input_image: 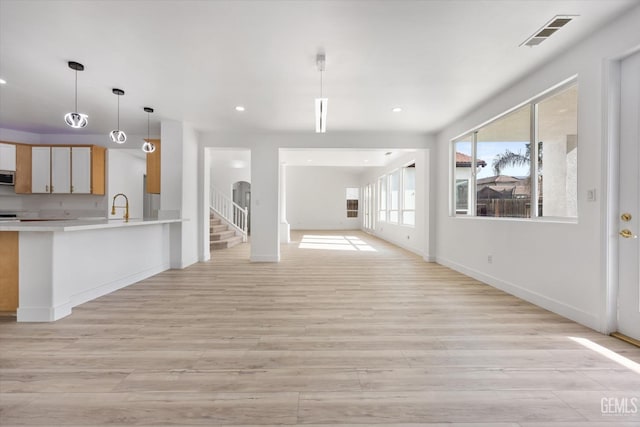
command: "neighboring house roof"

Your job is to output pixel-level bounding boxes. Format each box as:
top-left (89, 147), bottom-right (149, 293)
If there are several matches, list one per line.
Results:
top-left (477, 175), bottom-right (525, 185)
top-left (455, 152), bottom-right (487, 167)
top-left (476, 175), bottom-right (532, 199)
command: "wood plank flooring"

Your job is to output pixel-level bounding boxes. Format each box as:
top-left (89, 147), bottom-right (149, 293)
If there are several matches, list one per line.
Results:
top-left (1, 230), bottom-right (639, 426)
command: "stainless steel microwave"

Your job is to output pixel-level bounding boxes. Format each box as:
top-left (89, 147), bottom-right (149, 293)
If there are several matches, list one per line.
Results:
top-left (0, 171), bottom-right (15, 185)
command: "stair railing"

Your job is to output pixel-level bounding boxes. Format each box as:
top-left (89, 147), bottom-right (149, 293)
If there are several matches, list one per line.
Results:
top-left (210, 186), bottom-right (248, 242)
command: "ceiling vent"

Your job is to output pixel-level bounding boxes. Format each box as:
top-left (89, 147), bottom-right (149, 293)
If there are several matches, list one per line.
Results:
top-left (520, 15), bottom-right (577, 47)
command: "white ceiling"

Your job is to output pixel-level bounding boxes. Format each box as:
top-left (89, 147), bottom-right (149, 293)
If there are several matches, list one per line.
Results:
top-left (0, 0), bottom-right (637, 139)
top-left (281, 148), bottom-right (417, 167)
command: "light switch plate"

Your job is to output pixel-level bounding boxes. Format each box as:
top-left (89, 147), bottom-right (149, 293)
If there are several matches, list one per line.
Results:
top-left (587, 189), bottom-right (596, 202)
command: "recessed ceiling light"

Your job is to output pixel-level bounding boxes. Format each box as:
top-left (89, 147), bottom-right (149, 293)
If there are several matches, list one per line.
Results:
top-left (235, 106), bottom-right (245, 112)
top-left (0, 78), bottom-right (6, 85)
top-left (307, 159), bottom-right (313, 162)
top-left (392, 107), bottom-right (402, 113)
top-left (363, 159), bottom-right (369, 163)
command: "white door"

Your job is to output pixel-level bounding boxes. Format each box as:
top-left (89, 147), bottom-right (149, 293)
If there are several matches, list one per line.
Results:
top-left (617, 50), bottom-right (640, 341)
top-left (51, 147), bottom-right (71, 194)
top-left (71, 147), bottom-right (91, 194)
top-left (31, 147), bottom-right (51, 193)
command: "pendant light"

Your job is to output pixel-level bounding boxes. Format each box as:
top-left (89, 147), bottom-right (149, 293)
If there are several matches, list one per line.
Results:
top-left (315, 53), bottom-right (328, 133)
top-left (109, 88), bottom-right (127, 144)
top-left (141, 107), bottom-right (156, 153)
top-left (64, 61), bottom-right (88, 128)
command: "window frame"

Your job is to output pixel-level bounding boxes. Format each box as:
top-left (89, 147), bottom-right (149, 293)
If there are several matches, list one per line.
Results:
top-left (388, 168), bottom-right (400, 224)
top-left (401, 162), bottom-right (416, 227)
top-left (378, 175), bottom-right (387, 222)
top-left (450, 78), bottom-right (578, 221)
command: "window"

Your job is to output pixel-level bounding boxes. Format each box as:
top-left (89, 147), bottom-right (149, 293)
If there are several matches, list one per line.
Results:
top-left (537, 85), bottom-right (578, 217)
top-left (388, 169), bottom-right (400, 223)
top-left (451, 80), bottom-right (578, 220)
top-left (378, 176), bottom-right (387, 221)
top-left (476, 104), bottom-right (531, 218)
top-left (402, 163), bottom-right (416, 225)
top-left (346, 188), bottom-right (359, 218)
top-left (453, 134), bottom-right (476, 215)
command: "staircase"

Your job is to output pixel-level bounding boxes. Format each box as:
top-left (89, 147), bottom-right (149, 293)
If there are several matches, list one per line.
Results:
top-left (210, 214), bottom-right (243, 250)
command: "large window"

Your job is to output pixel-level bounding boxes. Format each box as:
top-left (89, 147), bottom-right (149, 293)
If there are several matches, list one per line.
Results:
top-left (388, 169), bottom-right (400, 223)
top-left (402, 164), bottom-right (416, 225)
top-left (346, 188), bottom-right (359, 218)
top-left (451, 81), bottom-right (578, 219)
top-left (537, 85), bottom-right (578, 217)
top-left (378, 176), bottom-right (387, 221)
top-left (453, 135), bottom-right (476, 214)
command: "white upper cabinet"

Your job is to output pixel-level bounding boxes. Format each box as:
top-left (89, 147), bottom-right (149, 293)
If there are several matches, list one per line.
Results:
top-left (71, 147), bottom-right (91, 194)
top-left (31, 147), bottom-right (51, 193)
top-left (0, 143), bottom-right (16, 171)
top-left (51, 147), bottom-right (71, 194)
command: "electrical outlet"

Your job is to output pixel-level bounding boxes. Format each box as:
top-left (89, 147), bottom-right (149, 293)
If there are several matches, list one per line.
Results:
top-left (487, 255), bottom-right (493, 264)
top-left (407, 235), bottom-right (410, 240)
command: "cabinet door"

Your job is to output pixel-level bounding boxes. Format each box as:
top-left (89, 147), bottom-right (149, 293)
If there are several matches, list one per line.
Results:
top-left (31, 147), bottom-right (51, 193)
top-left (0, 143), bottom-right (16, 171)
top-left (51, 147), bottom-right (71, 194)
top-left (71, 147), bottom-right (91, 194)
top-left (146, 139), bottom-right (161, 194)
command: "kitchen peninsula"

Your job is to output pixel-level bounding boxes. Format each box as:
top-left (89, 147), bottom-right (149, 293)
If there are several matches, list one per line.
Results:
top-left (0, 218), bottom-right (183, 322)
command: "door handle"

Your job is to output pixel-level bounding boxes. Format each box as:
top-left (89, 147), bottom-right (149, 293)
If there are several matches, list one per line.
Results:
top-left (619, 229), bottom-right (637, 239)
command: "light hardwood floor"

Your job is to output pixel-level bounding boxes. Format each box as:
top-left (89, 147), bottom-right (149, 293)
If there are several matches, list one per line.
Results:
top-left (1, 230), bottom-right (639, 426)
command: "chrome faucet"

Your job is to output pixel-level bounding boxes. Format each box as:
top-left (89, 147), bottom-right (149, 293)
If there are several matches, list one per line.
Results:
top-left (111, 193), bottom-right (129, 222)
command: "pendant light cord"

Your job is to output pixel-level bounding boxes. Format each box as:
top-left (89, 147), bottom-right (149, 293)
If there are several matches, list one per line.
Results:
top-left (74, 69), bottom-right (78, 112)
top-left (117, 95), bottom-right (120, 130)
top-left (320, 69), bottom-right (323, 98)
top-left (147, 111), bottom-right (150, 140)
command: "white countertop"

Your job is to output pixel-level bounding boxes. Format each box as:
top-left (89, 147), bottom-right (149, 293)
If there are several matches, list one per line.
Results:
top-left (0, 218), bottom-right (184, 232)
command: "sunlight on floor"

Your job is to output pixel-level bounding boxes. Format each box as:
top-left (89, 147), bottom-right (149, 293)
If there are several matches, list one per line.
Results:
top-left (298, 234), bottom-right (377, 252)
top-left (569, 336), bottom-right (640, 375)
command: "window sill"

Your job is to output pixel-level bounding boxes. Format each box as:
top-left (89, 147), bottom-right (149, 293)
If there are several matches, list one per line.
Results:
top-left (451, 215), bottom-right (578, 225)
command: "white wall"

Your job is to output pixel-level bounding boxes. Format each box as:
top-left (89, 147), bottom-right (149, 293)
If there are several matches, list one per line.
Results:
top-left (199, 131), bottom-right (435, 262)
top-left (434, 5), bottom-right (640, 332)
top-left (360, 150), bottom-right (430, 258)
top-left (209, 149), bottom-right (251, 199)
top-left (287, 166), bottom-right (361, 230)
top-left (160, 120), bottom-right (199, 269)
top-left (107, 149), bottom-right (145, 220)
top-left (181, 123), bottom-right (199, 267)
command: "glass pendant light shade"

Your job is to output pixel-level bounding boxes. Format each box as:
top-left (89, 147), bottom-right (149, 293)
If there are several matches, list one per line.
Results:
top-left (109, 130), bottom-right (127, 144)
top-left (141, 107), bottom-right (155, 153)
top-left (64, 112), bottom-right (88, 128)
top-left (141, 140), bottom-right (156, 153)
top-left (109, 88), bottom-right (127, 143)
top-left (65, 61), bottom-right (88, 129)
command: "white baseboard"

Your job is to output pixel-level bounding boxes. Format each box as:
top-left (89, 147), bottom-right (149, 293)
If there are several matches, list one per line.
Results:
top-left (364, 229), bottom-right (425, 258)
top-left (17, 263), bottom-right (170, 322)
top-left (436, 256), bottom-right (601, 331)
top-left (17, 305), bottom-right (71, 322)
top-left (251, 254), bottom-right (280, 262)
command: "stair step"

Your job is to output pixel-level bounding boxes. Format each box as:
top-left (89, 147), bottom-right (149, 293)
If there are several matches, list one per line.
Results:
top-left (211, 224), bottom-right (228, 232)
top-left (210, 218), bottom-right (222, 226)
top-left (210, 230), bottom-right (235, 241)
top-left (210, 235), bottom-right (243, 250)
